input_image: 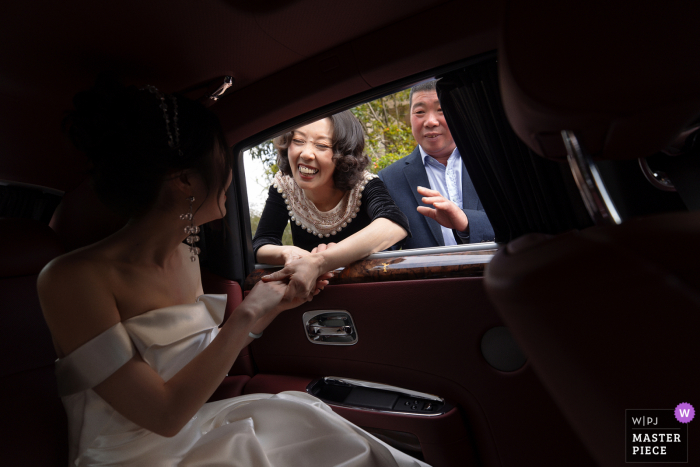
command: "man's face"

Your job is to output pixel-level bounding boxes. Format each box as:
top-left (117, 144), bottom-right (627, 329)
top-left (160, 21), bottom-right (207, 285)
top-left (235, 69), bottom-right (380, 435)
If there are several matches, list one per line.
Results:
top-left (410, 90), bottom-right (456, 159)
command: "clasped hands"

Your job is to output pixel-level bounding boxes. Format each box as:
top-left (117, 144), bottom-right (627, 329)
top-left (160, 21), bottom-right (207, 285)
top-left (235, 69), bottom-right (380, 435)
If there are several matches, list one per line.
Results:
top-left (258, 186), bottom-right (466, 304)
top-left (416, 186), bottom-right (468, 232)
top-left (260, 243), bottom-right (337, 302)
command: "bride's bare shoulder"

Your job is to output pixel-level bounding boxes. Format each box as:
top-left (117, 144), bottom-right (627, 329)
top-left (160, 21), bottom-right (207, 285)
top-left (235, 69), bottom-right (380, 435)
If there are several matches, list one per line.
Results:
top-left (38, 245), bottom-right (121, 356)
top-left (39, 243), bottom-right (114, 291)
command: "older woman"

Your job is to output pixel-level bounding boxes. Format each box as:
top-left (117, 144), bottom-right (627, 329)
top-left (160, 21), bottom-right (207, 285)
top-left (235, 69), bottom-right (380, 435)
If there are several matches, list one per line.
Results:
top-left (253, 111), bottom-right (410, 299)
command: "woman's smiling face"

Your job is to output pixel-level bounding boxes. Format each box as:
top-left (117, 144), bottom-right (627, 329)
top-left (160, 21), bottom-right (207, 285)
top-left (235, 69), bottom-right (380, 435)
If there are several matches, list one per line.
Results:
top-left (288, 118), bottom-right (336, 193)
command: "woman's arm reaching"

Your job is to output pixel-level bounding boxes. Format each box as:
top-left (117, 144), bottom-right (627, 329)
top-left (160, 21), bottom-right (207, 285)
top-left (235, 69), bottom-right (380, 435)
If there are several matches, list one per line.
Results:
top-left (256, 244), bottom-right (310, 266)
top-left (253, 185), bottom-right (312, 265)
top-left (262, 217), bottom-right (406, 300)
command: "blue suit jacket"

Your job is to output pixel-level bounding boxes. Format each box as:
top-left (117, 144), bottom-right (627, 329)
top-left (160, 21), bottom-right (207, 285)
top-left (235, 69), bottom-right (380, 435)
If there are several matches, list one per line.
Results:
top-left (378, 147), bottom-right (494, 249)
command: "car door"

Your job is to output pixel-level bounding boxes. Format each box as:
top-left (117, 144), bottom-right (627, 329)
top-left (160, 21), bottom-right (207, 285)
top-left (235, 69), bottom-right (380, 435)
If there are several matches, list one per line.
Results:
top-left (233, 246), bottom-right (595, 467)
top-left (202, 57), bottom-right (597, 467)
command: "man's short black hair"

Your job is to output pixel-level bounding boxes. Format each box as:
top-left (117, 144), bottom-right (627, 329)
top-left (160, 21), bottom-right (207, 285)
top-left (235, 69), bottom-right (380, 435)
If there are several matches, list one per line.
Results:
top-left (409, 79), bottom-right (438, 110)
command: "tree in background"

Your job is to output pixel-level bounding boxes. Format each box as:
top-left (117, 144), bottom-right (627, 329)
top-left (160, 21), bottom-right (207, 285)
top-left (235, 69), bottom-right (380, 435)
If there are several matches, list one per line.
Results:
top-left (247, 89), bottom-right (414, 245)
top-left (351, 89), bottom-right (413, 173)
top-left (248, 140), bottom-right (277, 183)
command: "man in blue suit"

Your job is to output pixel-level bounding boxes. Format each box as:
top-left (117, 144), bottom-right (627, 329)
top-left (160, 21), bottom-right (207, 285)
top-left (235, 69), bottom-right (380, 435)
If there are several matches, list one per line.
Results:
top-left (379, 80), bottom-right (494, 249)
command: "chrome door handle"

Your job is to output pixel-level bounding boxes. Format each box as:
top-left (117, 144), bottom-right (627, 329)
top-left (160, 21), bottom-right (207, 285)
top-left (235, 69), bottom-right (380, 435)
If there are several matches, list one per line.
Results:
top-left (308, 325), bottom-right (353, 336)
top-left (302, 310), bottom-right (358, 345)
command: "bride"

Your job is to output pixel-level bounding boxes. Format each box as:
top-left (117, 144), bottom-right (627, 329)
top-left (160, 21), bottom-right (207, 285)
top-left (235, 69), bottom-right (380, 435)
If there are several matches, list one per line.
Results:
top-left (38, 77), bottom-right (428, 466)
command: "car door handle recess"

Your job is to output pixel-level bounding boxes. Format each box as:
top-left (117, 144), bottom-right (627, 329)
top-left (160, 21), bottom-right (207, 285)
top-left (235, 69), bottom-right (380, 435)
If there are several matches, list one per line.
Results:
top-left (309, 325), bottom-right (353, 336)
top-left (303, 310), bottom-right (358, 345)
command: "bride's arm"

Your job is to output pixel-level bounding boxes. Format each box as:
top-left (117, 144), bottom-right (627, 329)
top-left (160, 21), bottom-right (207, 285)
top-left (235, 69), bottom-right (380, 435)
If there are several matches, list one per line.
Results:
top-left (39, 256), bottom-right (298, 437)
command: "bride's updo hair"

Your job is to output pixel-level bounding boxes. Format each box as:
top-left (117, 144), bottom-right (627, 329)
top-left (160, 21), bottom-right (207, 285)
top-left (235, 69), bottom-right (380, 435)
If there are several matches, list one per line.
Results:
top-left (64, 75), bottom-right (232, 217)
top-left (275, 111), bottom-right (370, 191)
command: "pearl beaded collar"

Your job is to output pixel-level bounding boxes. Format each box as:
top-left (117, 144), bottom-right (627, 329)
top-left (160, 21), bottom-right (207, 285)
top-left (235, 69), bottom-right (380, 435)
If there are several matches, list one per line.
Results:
top-left (272, 171), bottom-right (377, 238)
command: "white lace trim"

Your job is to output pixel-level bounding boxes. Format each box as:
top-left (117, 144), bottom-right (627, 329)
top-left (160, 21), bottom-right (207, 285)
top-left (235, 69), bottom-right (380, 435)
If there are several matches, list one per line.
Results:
top-left (272, 171), bottom-right (378, 238)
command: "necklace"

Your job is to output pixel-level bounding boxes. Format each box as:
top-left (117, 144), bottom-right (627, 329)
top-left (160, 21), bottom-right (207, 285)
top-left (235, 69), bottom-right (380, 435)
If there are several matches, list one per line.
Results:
top-left (272, 171), bottom-right (377, 238)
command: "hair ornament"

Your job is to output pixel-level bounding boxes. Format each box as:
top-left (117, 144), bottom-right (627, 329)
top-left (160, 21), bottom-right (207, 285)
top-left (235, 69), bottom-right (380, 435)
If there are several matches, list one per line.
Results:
top-left (141, 85), bottom-right (184, 157)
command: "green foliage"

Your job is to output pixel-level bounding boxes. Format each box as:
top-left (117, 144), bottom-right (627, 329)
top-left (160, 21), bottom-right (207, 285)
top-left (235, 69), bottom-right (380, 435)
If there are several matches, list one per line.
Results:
top-left (248, 140), bottom-right (279, 186)
top-left (351, 89), bottom-right (414, 173)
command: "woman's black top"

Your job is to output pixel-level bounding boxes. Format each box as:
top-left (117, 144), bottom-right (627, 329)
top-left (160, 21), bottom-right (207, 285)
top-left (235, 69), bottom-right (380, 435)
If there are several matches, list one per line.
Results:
top-left (252, 178), bottom-right (411, 259)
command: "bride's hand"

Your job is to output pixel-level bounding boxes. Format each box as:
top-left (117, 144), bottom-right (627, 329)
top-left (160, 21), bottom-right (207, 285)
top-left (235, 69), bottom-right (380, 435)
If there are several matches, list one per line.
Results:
top-left (244, 279), bottom-right (294, 320)
top-left (246, 277), bottom-right (321, 315)
top-left (234, 279), bottom-right (309, 341)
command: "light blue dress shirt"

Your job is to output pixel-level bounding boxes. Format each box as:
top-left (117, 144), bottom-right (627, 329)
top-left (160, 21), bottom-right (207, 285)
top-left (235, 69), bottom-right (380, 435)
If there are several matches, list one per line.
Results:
top-left (419, 145), bottom-right (464, 246)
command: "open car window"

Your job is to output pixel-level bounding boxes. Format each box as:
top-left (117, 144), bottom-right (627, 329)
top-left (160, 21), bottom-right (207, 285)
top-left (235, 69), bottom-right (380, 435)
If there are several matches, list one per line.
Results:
top-left (243, 86), bottom-right (499, 259)
top-left (244, 89), bottom-right (415, 247)
top-left (239, 56), bottom-right (596, 274)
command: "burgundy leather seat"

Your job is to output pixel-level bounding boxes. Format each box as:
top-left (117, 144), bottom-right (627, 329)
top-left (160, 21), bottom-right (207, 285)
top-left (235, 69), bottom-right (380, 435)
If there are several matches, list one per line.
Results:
top-left (0, 218), bottom-right (67, 466)
top-left (201, 267), bottom-right (253, 402)
top-left (486, 2), bottom-right (700, 465)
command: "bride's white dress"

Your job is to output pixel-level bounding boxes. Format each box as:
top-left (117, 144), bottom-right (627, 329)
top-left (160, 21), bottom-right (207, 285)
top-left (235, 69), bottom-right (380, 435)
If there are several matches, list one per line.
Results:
top-left (55, 294), bottom-right (429, 466)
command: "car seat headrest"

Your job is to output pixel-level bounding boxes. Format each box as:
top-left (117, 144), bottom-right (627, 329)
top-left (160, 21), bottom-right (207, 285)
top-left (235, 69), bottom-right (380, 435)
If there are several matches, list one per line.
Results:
top-left (499, 0), bottom-right (700, 161)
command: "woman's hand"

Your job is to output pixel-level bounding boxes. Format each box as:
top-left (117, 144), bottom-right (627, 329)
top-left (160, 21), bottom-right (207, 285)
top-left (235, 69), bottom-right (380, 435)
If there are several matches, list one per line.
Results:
top-left (261, 254), bottom-right (330, 301)
top-left (281, 245), bottom-right (311, 265)
top-left (254, 244), bottom-right (312, 267)
top-left (311, 242), bottom-right (337, 254)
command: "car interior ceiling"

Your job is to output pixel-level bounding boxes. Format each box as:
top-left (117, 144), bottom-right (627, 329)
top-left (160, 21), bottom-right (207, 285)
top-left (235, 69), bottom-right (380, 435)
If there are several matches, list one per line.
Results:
top-left (2, 1), bottom-right (699, 466)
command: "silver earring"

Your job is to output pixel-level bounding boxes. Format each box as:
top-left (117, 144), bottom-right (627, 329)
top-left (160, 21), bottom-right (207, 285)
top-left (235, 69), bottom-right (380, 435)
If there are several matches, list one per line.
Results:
top-left (180, 196), bottom-right (200, 262)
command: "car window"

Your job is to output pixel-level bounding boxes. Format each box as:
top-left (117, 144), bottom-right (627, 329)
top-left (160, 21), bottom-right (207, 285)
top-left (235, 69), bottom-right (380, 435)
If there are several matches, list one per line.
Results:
top-left (244, 88), bottom-right (474, 252)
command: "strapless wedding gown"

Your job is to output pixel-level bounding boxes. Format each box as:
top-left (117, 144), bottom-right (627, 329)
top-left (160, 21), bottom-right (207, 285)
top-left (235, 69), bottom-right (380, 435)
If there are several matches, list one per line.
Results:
top-left (55, 294), bottom-right (429, 466)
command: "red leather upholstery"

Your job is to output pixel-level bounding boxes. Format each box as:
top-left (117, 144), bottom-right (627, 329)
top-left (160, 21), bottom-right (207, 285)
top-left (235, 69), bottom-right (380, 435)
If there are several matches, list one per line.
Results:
top-left (207, 375), bottom-right (251, 403)
top-left (0, 218), bottom-right (67, 466)
top-left (200, 268), bottom-right (254, 378)
top-left (485, 212), bottom-right (700, 466)
top-left (200, 267), bottom-right (244, 325)
top-left (247, 277), bottom-right (595, 467)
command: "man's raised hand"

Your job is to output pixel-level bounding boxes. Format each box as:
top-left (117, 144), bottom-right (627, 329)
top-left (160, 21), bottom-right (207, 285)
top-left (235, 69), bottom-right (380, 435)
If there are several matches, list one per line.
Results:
top-left (415, 186), bottom-right (468, 232)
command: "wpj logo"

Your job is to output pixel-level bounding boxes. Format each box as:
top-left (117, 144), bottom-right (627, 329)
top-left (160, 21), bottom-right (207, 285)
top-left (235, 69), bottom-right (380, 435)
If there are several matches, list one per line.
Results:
top-left (626, 404), bottom-right (693, 463)
top-left (678, 406), bottom-right (693, 421)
